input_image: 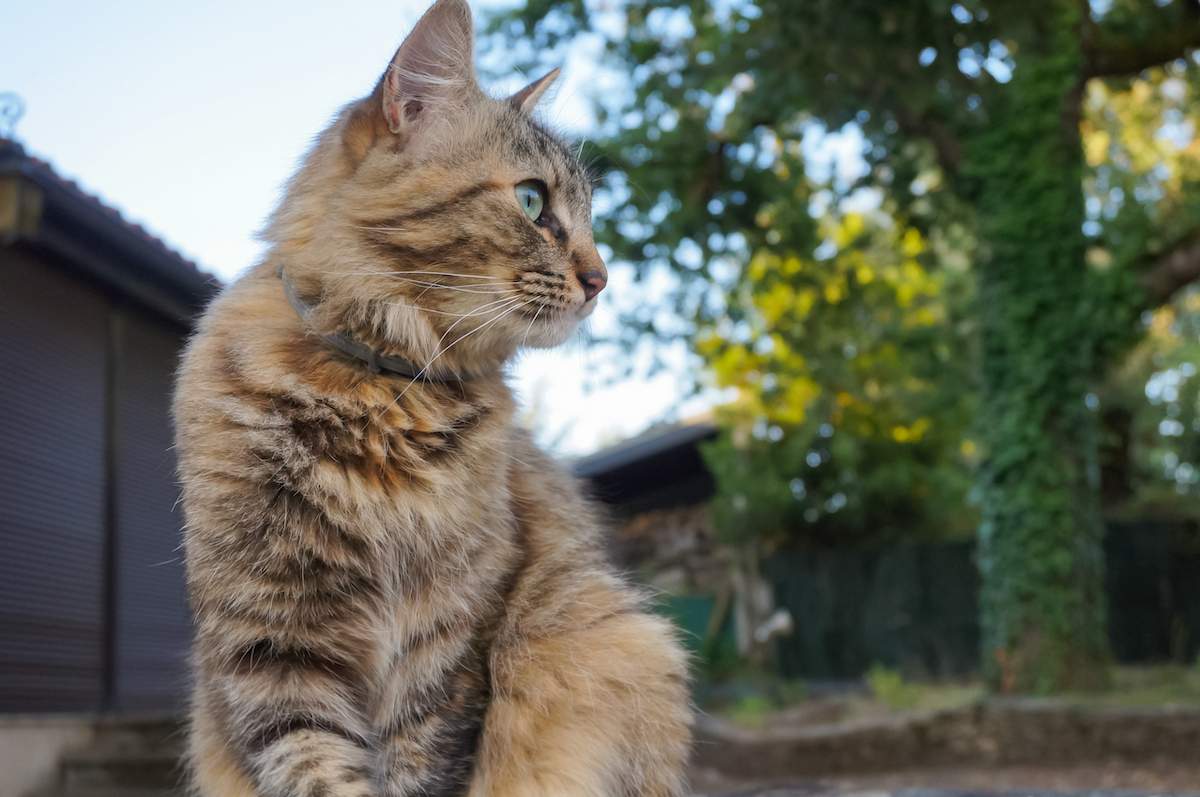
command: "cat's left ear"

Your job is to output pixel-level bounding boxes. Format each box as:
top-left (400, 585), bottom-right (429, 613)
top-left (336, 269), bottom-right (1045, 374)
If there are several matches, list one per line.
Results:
top-left (507, 68), bottom-right (561, 113)
top-left (382, 0), bottom-right (479, 137)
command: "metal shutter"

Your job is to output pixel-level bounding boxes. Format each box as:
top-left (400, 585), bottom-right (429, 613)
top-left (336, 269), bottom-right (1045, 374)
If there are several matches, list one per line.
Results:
top-left (0, 248), bottom-right (108, 712)
top-left (111, 311), bottom-right (192, 711)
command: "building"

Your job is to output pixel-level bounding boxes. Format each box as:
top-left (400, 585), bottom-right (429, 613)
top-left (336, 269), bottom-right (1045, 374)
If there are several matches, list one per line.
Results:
top-left (0, 138), bottom-right (219, 794)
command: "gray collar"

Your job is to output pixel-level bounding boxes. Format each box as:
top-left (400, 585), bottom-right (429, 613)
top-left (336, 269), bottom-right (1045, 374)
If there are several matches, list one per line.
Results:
top-left (277, 265), bottom-right (479, 383)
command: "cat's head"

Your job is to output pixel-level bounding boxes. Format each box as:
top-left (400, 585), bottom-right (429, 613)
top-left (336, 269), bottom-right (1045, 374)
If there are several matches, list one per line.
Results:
top-left (264, 0), bottom-right (605, 376)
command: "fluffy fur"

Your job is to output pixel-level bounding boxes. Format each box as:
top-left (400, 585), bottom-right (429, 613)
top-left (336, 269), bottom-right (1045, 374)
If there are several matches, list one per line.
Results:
top-left (172, 1), bottom-right (692, 796)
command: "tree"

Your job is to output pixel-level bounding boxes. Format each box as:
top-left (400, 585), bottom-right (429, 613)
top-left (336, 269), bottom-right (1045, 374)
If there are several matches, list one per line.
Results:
top-left (491, 0), bottom-right (1200, 690)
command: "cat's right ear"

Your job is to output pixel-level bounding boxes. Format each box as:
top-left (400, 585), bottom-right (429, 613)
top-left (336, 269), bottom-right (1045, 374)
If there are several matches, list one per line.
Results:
top-left (507, 68), bottom-right (561, 113)
top-left (382, 0), bottom-right (478, 139)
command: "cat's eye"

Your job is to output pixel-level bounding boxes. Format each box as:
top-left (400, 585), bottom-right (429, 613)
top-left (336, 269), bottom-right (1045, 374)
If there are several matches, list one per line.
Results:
top-left (515, 181), bottom-right (546, 222)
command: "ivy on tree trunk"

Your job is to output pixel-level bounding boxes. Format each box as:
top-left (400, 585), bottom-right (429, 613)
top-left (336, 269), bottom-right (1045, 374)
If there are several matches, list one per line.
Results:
top-left (967, 0), bottom-right (1110, 692)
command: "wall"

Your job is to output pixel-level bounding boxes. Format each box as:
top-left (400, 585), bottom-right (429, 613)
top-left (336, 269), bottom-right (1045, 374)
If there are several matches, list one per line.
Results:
top-left (0, 714), bottom-right (96, 797)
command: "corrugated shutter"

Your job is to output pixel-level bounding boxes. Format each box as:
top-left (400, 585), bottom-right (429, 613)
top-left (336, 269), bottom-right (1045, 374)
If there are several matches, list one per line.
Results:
top-left (0, 249), bottom-right (108, 712)
top-left (111, 312), bottom-right (192, 711)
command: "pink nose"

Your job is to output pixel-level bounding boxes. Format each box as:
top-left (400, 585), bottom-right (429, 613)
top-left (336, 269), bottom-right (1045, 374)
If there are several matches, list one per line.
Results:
top-left (577, 269), bottom-right (606, 301)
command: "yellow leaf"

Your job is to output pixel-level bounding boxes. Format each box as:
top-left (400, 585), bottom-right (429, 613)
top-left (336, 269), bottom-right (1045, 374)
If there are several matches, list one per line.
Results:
top-left (748, 251), bottom-right (778, 281)
top-left (901, 228), bottom-right (924, 257)
top-left (1149, 307), bottom-right (1176, 339)
top-left (1084, 130), bottom-right (1110, 168)
top-left (840, 213), bottom-right (865, 243)
top-left (1130, 80), bottom-right (1151, 106)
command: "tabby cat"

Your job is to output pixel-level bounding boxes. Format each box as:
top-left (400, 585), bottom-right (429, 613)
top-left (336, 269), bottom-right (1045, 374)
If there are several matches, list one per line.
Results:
top-left (173, 1), bottom-right (691, 795)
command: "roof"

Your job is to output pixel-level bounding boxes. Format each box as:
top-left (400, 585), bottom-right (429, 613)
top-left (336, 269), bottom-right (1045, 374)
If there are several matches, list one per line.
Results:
top-left (0, 138), bottom-right (221, 327)
top-left (573, 418), bottom-right (720, 478)
top-left (572, 418), bottom-right (720, 514)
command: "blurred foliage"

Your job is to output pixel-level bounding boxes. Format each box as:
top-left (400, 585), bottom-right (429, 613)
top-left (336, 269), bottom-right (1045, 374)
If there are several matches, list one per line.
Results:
top-left (699, 214), bottom-right (979, 547)
top-left (1084, 70), bottom-right (1200, 272)
top-left (1083, 68), bottom-right (1200, 517)
top-left (1104, 290), bottom-right (1200, 516)
top-left (866, 664), bottom-right (925, 711)
top-left (1066, 662), bottom-right (1200, 706)
top-left (727, 694), bottom-right (774, 729)
top-left (489, 0), bottom-right (1200, 690)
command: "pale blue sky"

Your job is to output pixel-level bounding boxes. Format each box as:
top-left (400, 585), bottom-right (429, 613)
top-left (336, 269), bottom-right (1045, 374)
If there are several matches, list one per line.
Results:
top-left (2, 0), bottom-right (707, 456)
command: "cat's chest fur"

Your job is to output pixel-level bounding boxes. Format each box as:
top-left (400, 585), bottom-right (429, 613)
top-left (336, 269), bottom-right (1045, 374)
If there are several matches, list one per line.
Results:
top-left (206, 320), bottom-right (524, 734)
top-left (179, 267), bottom-right (527, 655)
top-left (282, 355), bottom-right (526, 610)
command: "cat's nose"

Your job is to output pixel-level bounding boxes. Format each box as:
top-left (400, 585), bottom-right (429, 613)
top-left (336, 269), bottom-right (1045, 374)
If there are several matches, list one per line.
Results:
top-left (572, 245), bottom-right (608, 301)
top-left (577, 269), bottom-right (607, 301)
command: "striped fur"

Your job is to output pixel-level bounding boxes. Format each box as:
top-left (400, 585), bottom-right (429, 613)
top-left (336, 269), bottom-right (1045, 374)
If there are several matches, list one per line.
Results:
top-left (173, 1), bottom-right (691, 796)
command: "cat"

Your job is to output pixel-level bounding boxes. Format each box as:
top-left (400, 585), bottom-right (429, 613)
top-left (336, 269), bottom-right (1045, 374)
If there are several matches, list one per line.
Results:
top-left (171, 0), bottom-right (692, 795)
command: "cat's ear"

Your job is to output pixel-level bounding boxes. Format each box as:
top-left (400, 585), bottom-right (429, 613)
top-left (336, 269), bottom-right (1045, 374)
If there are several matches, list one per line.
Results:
top-left (506, 68), bottom-right (561, 114)
top-left (382, 0), bottom-right (478, 137)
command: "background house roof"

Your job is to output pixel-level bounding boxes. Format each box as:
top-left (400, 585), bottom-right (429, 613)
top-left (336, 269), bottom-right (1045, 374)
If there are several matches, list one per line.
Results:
top-left (0, 138), bottom-right (220, 327)
top-left (573, 417), bottom-right (719, 515)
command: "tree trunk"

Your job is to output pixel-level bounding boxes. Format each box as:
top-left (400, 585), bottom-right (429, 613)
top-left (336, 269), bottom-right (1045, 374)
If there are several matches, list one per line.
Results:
top-left (967, 0), bottom-right (1111, 692)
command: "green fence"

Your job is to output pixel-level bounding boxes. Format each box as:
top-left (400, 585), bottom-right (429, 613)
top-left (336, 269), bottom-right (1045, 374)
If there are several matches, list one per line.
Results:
top-left (757, 520), bottom-right (1200, 680)
top-left (765, 542), bottom-right (979, 679)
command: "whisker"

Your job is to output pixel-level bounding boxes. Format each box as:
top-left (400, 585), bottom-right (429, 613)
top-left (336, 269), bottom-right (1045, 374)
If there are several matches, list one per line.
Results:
top-left (398, 304), bottom-right (512, 319)
top-left (319, 268), bottom-right (393, 278)
top-left (429, 294), bottom-right (524, 361)
top-left (396, 270), bottom-right (515, 282)
top-left (320, 268), bottom-right (516, 284)
top-left (393, 278), bottom-right (510, 295)
top-left (423, 297), bottom-right (536, 374)
top-left (387, 293), bottom-right (522, 319)
top-left (321, 273), bottom-right (511, 295)
top-left (376, 296), bottom-right (534, 417)
top-left (416, 281), bottom-right (495, 302)
top-left (521, 304), bottom-right (545, 348)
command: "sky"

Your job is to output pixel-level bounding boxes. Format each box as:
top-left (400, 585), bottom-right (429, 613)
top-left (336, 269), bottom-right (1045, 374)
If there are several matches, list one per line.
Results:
top-left (1, 0), bottom-right (710, 457)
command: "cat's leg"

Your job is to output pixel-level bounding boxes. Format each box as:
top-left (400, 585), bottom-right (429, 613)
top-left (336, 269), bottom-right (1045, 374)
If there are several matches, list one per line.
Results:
top-left (186, 487), bottom-right (384, 797)
top-left (188, 624), bottom-right (381, 797)
top-left (189, 670), bottom-right (378, 797)
top-left (468, 575), bottom-right (692, 797)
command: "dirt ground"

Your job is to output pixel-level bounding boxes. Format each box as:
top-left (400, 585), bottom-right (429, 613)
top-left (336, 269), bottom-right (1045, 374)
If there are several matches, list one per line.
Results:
top-left (690, 668), bottom-right (1200, 794)
top-left (689, 760), bottom-right (1200, 795)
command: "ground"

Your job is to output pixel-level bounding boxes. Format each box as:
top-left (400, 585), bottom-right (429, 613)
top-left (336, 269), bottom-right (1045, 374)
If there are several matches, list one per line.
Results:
top-left (690, 761), bottom-right (1200, 795)
top-left (689, 665), bottom-right (1200, 796)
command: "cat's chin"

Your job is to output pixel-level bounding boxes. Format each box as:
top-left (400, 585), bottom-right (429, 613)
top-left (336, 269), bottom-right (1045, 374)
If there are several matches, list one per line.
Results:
top-left (517, 309), bottom-right (587, 349)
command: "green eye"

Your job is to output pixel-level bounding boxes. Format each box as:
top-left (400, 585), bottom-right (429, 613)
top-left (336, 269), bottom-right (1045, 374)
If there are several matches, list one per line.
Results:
top-left (515, 181), bottom-right (545, 222)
